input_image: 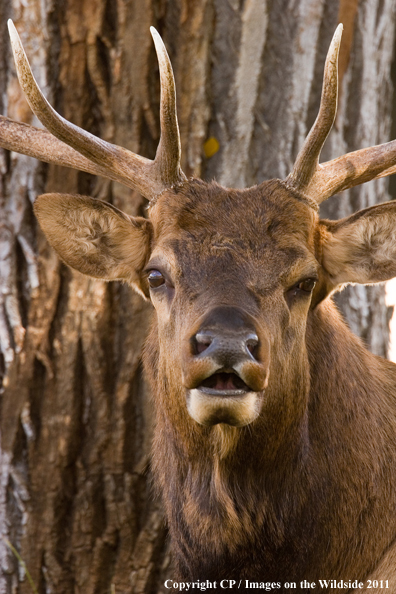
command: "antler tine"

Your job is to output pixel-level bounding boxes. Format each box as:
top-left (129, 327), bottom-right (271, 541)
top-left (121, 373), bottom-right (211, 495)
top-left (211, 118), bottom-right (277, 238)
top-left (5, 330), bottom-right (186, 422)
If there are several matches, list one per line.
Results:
top-left (150, 27), bottom-right (186, 187)
top-left (6, 20), bottom-right (185, 199)
top-left (286, 24), bottom-right (343, 195)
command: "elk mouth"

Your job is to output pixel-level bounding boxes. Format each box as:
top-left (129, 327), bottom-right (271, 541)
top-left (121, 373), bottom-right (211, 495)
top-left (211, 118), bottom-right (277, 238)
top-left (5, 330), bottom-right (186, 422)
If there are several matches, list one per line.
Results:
top-left (197, 371), bottom-right (251, 396)
top-left (187, 370), bottom-right (264, 426)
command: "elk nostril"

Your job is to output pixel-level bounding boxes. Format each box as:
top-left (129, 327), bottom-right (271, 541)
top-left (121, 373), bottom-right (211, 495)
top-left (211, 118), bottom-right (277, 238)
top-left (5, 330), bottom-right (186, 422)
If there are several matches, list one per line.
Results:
top-left (193, 332), bottom-right (214, 355)
top-left (246, 334), bottom-right (259, 359)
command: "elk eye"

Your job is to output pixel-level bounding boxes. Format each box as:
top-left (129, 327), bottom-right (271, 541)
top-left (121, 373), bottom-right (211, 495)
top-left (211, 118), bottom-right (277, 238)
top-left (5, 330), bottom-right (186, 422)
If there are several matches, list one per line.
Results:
top-left (285, 276), bottom-right (318, 305)
top-left (297, 278), bottom-right (317, 293)
top-left (148, 270), bottom-right (165, 288)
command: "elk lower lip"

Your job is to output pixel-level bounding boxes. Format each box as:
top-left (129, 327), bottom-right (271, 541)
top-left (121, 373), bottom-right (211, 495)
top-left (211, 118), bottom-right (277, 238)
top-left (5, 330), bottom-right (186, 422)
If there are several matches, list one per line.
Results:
top-left (198, 387), bottom-right (249, 397)
top-left (197, 372), bottom-right (251, 396)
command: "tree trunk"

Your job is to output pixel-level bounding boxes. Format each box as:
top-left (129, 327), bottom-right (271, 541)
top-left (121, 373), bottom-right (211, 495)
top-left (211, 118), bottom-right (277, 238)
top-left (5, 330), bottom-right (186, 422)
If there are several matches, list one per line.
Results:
top-left (0, 0), bottom-right (395, 592)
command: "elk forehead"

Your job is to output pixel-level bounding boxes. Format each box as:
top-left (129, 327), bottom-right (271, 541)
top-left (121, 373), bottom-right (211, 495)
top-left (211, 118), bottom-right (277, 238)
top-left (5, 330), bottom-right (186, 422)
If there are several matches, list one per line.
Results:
top-left (148, 178), bottom-right (319, 295)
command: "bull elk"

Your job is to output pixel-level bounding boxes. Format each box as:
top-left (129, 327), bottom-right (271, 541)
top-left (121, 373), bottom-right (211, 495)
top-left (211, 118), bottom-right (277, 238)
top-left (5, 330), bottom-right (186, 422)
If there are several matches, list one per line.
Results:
top-left (2, 19), bottom-right (396, 591)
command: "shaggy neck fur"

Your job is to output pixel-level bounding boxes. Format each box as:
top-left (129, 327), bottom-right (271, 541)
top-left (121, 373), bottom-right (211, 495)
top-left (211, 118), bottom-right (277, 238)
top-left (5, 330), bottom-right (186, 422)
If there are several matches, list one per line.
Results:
top-left (144, 298), bottom-right (396, 586)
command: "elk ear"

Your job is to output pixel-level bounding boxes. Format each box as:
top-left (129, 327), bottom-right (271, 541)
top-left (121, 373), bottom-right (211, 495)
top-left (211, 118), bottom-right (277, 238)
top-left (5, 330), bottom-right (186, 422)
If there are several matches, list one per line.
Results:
top-left (321, 201), bottom-right (396, 287)
top-left (34, 193), bottom-right (151, 291)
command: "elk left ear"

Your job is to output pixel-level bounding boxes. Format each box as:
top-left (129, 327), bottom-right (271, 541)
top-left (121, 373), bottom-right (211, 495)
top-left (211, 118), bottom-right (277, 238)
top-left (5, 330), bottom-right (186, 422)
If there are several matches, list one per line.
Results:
top-left (34, 193), bottom-right (152, 293)
top-left (321, 201), bottom-right (396, 287)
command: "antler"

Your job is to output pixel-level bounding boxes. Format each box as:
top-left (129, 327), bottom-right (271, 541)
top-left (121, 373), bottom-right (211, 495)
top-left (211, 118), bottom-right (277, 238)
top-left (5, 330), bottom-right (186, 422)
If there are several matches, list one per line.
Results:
top-left (1, 20), bottom-right (186, 199)
top-left (286, 24), bottom-right (342, 195)
top-left (286, 24), bottom-right (396, 204)
top-left (0, 115), bottom-right (131, 181)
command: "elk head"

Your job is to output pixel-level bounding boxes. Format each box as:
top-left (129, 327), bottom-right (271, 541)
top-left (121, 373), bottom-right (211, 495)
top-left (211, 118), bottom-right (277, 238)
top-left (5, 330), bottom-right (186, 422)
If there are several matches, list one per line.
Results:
top-left (3, 22), bottom-right (396, 431)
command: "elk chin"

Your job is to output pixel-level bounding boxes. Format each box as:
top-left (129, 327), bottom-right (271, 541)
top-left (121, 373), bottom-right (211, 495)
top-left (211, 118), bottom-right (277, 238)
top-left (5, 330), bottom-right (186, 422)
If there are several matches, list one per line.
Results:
top-left (186, 388), bottom-right (263, 427)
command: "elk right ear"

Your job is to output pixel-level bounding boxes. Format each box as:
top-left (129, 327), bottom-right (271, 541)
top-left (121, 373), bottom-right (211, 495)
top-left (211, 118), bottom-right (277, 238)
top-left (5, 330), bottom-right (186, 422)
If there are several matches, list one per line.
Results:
top-left (321, 201), bottom-right (396, 288)
top-left (34, 194), bottom-right (152, 291)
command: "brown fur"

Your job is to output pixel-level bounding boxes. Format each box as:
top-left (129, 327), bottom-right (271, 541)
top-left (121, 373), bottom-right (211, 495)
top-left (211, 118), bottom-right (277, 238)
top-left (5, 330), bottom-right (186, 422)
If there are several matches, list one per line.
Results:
top-left (34, 177), bottom-right (396, 592)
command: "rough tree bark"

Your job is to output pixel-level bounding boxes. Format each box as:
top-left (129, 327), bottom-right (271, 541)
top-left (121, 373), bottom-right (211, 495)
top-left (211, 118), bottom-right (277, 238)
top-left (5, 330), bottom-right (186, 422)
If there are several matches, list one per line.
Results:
top-left (0, 0), bottom-right (395, 593)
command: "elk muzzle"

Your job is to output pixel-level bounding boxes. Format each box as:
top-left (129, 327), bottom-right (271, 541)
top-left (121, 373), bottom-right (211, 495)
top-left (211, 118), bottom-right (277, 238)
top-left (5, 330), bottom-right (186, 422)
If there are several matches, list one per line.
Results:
top-left (182, 306), bottom-right (269, 427)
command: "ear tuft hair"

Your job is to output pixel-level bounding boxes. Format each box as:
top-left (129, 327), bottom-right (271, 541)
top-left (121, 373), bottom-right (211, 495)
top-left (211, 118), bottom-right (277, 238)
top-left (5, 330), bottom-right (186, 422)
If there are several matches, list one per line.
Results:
top-left (321, 201), bottom-right (396, 287)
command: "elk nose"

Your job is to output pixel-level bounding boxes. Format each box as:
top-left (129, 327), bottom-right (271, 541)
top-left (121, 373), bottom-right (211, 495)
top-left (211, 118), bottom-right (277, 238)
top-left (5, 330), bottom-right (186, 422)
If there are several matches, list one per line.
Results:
top-left (191, 306), bottom-right (260, 367)
top-left (194, 329), bottom-right (259, 365)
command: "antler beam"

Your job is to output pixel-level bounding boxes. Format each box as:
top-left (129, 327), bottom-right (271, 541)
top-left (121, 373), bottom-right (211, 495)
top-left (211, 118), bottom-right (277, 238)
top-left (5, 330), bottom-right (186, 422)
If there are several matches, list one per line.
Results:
top-left (0, 115), bottom-right (136, 184)
top-left (308, 139), bottom-right (396, 202)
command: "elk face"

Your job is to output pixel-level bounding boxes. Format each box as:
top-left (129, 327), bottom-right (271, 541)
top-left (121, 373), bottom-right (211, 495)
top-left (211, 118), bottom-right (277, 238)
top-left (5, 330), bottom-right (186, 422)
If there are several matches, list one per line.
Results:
top-left (33, 178), bottom-right (319, 431)
top-left (145, 178), bottom-right (319, 427)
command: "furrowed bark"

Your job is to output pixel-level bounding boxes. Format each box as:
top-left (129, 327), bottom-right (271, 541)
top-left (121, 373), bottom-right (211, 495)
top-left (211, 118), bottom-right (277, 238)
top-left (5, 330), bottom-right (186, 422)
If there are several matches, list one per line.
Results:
top-left (1, 1), bottom-right (396, 593)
